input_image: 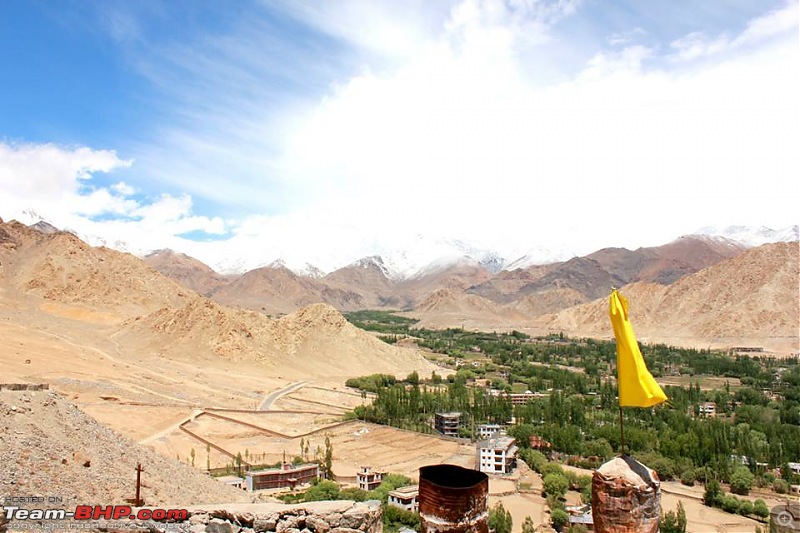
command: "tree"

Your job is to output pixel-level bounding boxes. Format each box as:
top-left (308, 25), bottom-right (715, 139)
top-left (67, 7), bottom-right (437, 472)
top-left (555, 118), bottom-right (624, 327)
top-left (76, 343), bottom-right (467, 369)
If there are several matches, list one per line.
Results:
top-left (324, 435), bottom-right (334, 479)
top-left (583, 438), bottom-right (614, 460)
top-left (522, 516), bottom-right (536, 533)
top-left (206, 443), bottom-right (211, 471)
top-left (551, 508), bottom-right (569, 532)
top-left (304, 480), bottom-right (340, 501)
top-left (519, 449), bottom-right (547, 473)
top-left (488, 502), bottom-right (512, 533)
top-left (543, 473), bottom-right (569, 499)
top-left (703, 480), bottom-right (721, 507)
top-left (383, 505), bottom-right (420, 530)
top-left (339, 487), bottom-right (367, 502)
top-left (660, 501), bottom-right (687, 533)
top-left (190, 447), bottom-right (196, 467)
top-left (721, 495), bottom-right (740, 514)
top-left (729, 466), bottom-right (754, 495)
top-left (737, 499), bottom-right (754, 516)
top-left (753, 499), bottom-right (769, 519)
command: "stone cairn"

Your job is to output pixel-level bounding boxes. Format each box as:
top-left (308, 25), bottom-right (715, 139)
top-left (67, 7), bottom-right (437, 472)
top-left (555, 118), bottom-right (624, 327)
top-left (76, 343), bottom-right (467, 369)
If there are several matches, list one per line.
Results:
top-left (591, 455), bottom-right (661, 533)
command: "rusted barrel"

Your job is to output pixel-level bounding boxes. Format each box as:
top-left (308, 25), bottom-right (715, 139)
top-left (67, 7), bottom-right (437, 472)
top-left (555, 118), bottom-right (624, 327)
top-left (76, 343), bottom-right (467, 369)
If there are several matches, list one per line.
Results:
top-left (419, 464), bottom-right (489, 533)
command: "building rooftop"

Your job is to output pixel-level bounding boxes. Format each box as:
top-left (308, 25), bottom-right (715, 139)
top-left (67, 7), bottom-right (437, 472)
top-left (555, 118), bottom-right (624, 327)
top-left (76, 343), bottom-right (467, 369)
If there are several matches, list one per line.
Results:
top-left (389, 485), bottom-right (419, 497)
top-left (248, 463), bottom-right (318, 475)
top-left (216, 475), bottom-right (244, 484)
top-left (478, 435), bottom-right (516, 450)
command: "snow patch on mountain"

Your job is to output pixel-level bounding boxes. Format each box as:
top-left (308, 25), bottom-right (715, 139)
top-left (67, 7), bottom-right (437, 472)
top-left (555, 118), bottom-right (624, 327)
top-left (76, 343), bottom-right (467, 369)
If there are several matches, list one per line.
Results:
top-left (695, 225), bottom-right (799, 247)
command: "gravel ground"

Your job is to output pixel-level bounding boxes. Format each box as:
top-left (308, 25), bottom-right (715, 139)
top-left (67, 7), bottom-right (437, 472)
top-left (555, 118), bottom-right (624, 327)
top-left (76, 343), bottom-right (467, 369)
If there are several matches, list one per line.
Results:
top-left (0, 390), bottom-right (252, 510)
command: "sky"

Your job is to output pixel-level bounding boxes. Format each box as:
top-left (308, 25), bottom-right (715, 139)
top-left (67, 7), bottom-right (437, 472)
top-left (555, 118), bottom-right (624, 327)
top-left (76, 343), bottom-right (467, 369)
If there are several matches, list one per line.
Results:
top-left (0, 0), bottom-right (798, 274)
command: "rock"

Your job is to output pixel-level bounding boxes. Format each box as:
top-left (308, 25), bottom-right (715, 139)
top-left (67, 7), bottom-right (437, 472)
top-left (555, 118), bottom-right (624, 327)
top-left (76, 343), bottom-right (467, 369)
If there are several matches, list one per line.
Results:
top-left (190, 514), bottom-right (211, 525)
top-left (253, 518), bottom-right (277, 532)
top-left (305, 516), bottom-right (330, 533)
top-left (207, 518), bottom-right (237, 533)
top-left (73, 451), bottom-right (91, 468)
top-left (592, 455), bottom-right (660, 533)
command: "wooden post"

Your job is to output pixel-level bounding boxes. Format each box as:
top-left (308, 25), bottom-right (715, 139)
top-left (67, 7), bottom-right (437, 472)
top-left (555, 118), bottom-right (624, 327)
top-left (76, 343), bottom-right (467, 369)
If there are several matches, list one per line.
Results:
top-left (135, 463), bottom-right (142, 507)
top-left (619, 406), bottom-right (626, 456)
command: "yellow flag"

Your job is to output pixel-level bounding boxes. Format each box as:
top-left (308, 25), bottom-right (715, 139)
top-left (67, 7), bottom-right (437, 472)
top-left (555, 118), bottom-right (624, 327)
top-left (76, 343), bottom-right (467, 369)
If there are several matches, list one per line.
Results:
top-left (609, 289), bottom-right (667, 407)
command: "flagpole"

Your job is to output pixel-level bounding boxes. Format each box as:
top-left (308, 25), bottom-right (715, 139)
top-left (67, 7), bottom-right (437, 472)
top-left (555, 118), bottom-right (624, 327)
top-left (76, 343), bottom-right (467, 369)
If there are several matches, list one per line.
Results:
top-left (619, 406), bottom-right (626, 456)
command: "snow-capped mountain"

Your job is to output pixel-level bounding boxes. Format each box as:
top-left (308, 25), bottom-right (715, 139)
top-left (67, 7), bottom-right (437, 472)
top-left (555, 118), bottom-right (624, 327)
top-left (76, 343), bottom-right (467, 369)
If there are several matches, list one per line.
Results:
top-left (503, 243), bottom-right (579, 271)
top-left (695, 225), bottom-right (799, 247)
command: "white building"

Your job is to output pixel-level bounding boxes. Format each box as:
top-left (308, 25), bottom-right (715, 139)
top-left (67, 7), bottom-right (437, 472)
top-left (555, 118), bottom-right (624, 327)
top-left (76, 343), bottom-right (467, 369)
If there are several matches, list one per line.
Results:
top-left (476, 433), bottom-right (517, 474)
top-left (356, 466), bottom-right (384, 491)
top-left (477, 424), bottom-right (503, 439)
top-left (388, 485), bottom-right (419, 512)
top-left (699, 402), bottom-right (717, 417)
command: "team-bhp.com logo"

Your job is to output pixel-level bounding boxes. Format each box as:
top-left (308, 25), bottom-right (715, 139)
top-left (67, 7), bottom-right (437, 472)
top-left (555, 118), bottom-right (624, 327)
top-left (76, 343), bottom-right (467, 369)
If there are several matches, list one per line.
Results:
top-left (3, 505), bottom-right (188, 521)
top-left (773, 503), bottom-right (800, 531)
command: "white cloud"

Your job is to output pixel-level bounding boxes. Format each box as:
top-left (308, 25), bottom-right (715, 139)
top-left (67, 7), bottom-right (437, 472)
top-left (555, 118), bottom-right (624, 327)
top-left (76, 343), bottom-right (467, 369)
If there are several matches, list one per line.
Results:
top-left (0, 142), bottom-right (132, 201)
top-left (3, 2), bottom-right (797, 275)
top-left (670, 0), bottom-right (798, 61)
top-left (0, 142), bottom-right (227, 251)
top-left (272, 3), bottom-right (798, 256)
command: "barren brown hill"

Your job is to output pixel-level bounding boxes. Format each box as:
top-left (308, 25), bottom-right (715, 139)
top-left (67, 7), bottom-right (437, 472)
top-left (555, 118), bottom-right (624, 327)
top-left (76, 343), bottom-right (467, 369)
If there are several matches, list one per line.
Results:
top-left (409, 288), bottom-right (527, 330)
top-left (120, 298), bottom-right (439, 379)
top-left (0, 219), bottom-right (189, 322)
top-left (210, 263), bottom-right (331, 315)
top-left (144, 248), bottom-right (227, 296)
top-left (322, 257), bottom-right (396, 309)
top-left (540, 242), bottom-right (800, 352)
top-left (587, 235), bottom-right (746, 284)
top-left (0, 388), bottom-right (250, 507)
top-left (469, 236), bottom-right (745, 313)
top-left (509, 287), bottom-right (588, 316)
top-left (466, 264), bottom-right (552, 302)
top-left (396, 259), bottom-right (493, 309)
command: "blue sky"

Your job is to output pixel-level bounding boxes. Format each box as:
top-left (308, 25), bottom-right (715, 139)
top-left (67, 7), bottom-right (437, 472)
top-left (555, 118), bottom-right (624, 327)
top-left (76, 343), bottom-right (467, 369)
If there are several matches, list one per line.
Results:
top-left (0, 1), bottom-right (797, 273)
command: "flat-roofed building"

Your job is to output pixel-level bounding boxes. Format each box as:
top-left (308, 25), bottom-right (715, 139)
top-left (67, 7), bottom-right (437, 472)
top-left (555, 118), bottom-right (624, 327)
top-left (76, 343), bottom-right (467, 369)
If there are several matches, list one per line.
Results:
top-left (434, 412), bottom-right (462, 437)
top-left (699, 402), bottom-right (717, 417)
top-left (356, 466), bottom-right (384, 491)
top-left (388, 485), bottom-right (419, 512)
top-left (476, 434), bottom-right (517, 474)
top-left (477, 424), bottom-right (503, 439)
top-left (245, 462), bottom-right (319, 491)
top-left (216, 475), bottom-right (245, 490)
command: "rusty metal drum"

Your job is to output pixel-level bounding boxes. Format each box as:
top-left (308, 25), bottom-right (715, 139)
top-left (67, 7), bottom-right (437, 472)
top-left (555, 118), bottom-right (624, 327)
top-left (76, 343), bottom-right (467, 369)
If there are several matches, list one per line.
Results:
top-left (418, 464), bottom-right (489, 533)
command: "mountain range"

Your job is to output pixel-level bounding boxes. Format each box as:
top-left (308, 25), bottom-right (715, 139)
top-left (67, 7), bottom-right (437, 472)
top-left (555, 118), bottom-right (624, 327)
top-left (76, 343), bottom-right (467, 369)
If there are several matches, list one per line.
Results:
top-left (141, 233), bottom-right (754, 316)
top-left (3, 215), bottom-right (797, 354)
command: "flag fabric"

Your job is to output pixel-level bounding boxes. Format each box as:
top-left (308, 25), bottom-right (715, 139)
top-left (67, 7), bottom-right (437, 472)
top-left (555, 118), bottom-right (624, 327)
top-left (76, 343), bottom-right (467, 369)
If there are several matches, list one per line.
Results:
top-left (609, 289), bottom-right (667, 408)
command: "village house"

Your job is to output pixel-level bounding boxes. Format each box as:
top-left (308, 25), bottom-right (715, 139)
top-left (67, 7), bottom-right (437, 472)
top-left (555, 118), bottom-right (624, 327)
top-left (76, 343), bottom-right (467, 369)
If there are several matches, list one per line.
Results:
top-left (245, 462), bottom-right (319, 491)
top-left (476, 433), bottom-right (518, 474)
top-left (388, 485), bottom-right (419, 512)
top-left (434, 412), bottom-right (462, 437)
top-left (356, 466), bottom-right (384, 491)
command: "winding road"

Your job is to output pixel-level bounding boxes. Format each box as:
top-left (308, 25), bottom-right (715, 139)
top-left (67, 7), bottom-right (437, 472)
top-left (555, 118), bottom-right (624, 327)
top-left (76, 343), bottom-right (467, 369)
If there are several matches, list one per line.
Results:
top-left (259, 380), bottom-right (308, 411)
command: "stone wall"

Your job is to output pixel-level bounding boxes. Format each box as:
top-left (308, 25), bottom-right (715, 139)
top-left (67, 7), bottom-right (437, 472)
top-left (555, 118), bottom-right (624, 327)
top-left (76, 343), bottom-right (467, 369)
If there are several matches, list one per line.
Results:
top-left (82, 500), bottom-right (383, 533)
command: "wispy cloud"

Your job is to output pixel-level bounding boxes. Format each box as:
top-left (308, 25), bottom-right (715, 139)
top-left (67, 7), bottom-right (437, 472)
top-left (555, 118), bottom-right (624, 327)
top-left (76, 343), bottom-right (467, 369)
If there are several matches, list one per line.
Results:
top-left (670, 0), bottom-right (798, 61)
